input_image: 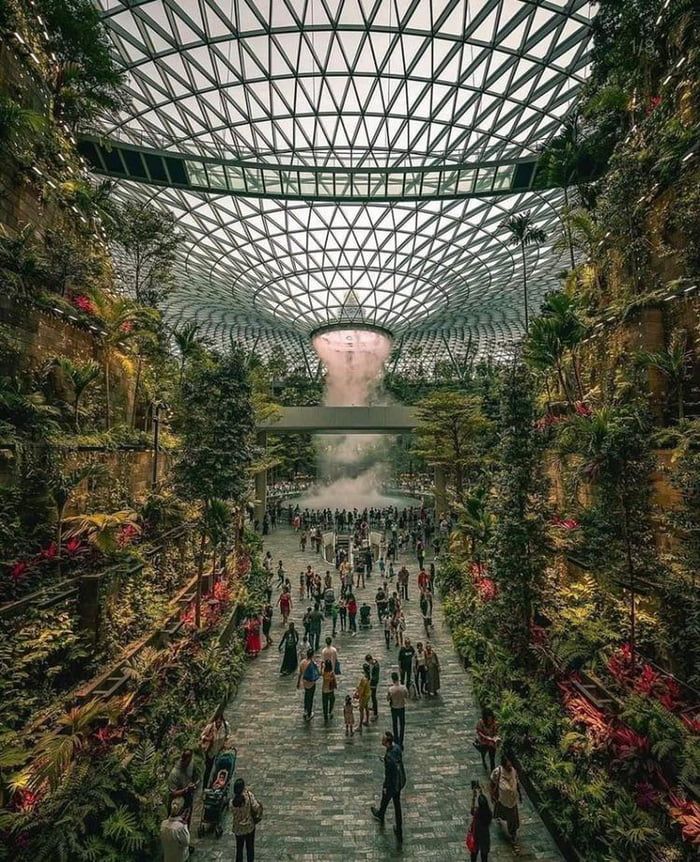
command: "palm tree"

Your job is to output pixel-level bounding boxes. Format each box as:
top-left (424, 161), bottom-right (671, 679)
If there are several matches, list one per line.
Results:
top-left (452, 486), bottom-right (493, 565)
top-left (86, 293), bottom-right (136, 429)
top-left (502, 211), bottom-right (547, 334)
top-left (62, 509), bottom-right (140, 554)
top-left (53, 357), bottom-right (101, 430)
top-left (524, 292), bottom-right (586, 406)
top-left (173, 322), bottom-right (201, 387)
top-left (637, 330), bottom-right (692, 421)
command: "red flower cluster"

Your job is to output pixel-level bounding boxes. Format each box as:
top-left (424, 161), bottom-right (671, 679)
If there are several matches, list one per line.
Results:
top-left (607, 644), bottom-right (684, 713)
top-left (6, 540), bottom-right (86, 587)
top-left (13, 787), bottom-right (40, 813)
top-left (468, 562), bottom-right (497, 602)
top-left (117, 524), bottom-right (139, 547)
top-left (574, 402), bottom-right (592, 417)
top-left (213, 579), bottom-right (231, 604)
top-left (236, 555), bottom-right (252, 576)
top-left (119, 319), bottom-right (134, 333)
top-left (70, 294), bottom-right (96, 316)
top-left (558, 679), bottom-right (612, 746)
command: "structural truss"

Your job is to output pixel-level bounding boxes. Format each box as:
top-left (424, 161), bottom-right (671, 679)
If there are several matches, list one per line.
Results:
top-left (90, 0), bottom-right (593, 371)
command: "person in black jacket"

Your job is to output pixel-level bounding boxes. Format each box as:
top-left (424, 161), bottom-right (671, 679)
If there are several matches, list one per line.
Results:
top-left (366, 654), bottom-right (380, 719)
top-left (469, 789), bottom-right (492, 861)
top-left (371, 731), bottom-right (404, 842)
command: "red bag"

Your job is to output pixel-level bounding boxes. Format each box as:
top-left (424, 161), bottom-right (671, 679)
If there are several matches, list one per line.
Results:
top-left (465, 817), bottom-right (477, 853)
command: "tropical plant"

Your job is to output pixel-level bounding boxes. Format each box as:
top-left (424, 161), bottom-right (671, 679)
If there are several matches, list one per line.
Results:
top-left (500, 210), bottom-right (547, 334)
top-left (62, 509), bottom-right (140, 554)
top-left (452, 486), bottom-right (493, 564)
top-left (637, 330), bottom-right (693, 421)
top-left (0, 377), bottom-right (60, 439)
top-left (176, 349), bottom-right (255, 625)
top-left (51, 357), bottom-right (101, 430)
top-left (48, 463), bottom-right (105, 562)
top-left (35, 0), bottom-right (125, 125)
top-left (525, 292), bottom-right (587, 406)
top-left (0, 225), bottom-right (47, 298)
top-left (173, 321), bottom-right (202, 387)
top-left (0, 97), bottom-right (46, 159)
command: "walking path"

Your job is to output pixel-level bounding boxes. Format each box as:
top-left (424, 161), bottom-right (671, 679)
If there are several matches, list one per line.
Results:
top-left (194, 527), bottom-right (562, 861)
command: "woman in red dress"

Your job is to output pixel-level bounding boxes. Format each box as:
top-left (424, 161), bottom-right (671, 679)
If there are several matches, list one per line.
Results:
top-left (277, 588), bottom-right (292, 624)
top-left (244, 616), bottom-right (262, 657)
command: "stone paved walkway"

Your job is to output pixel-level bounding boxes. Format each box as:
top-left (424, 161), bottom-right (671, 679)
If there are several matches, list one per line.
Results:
top-left (193, 528), bottom-right (562, 861)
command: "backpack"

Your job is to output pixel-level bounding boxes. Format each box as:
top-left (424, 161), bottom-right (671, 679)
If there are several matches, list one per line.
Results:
top-left (302, 660), bottom-right (320, 683)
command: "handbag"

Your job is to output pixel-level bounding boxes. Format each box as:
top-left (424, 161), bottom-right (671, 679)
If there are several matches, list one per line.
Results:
top-left (335, 659), bottom-right (341, 675)
top-left (465, 816), bottom-right (477, 853)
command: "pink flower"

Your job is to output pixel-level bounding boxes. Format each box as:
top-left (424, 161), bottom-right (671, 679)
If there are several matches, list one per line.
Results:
top-left (70, 294), bottom-right (96, 316)
top-left (64, 538), bottom-right (83, 555)
top-left (119, 320), bottom-right (134, 334)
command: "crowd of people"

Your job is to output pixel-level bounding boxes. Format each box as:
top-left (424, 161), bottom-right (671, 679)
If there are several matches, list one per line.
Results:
top-left (160, 507), bottom-right (526, 861)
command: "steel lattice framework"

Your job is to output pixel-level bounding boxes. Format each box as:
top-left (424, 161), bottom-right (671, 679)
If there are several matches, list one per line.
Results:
top-left (91, 0), bottom-right (593, 370)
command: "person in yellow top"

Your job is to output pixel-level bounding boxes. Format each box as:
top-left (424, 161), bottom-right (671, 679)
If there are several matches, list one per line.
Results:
top-left (354, 663), bottom-right (372, 729)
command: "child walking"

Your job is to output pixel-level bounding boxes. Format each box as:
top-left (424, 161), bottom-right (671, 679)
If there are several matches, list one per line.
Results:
top-left (343, 694), bottom-right (355, 736)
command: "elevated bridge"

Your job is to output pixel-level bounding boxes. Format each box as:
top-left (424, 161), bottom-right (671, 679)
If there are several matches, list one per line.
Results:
top-left (257, 405), bottom-right (417, 434)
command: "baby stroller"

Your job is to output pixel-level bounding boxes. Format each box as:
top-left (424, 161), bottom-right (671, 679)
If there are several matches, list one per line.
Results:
top-left (198, 748), bottom-right (237, 838)
top-left (359, 603), bottom-right (372, 629)
top-left (324, 587), bottom-right (335, 616)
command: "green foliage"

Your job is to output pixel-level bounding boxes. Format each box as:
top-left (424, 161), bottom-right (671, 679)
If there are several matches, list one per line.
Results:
top-left (176, 349), bottom-right (255, 504)
top-left (491, 365), bottom-right (549, 657)
top-left (0, 97), bottom-right (47, 160)
top-left (108, 201), bottom-right (182, 307)
top-left (413, 389), bottom-right (494, 502)
top-left (637, 330), bottom-right (693, 421)
top-left (36, 0), bottom-right (125, 125)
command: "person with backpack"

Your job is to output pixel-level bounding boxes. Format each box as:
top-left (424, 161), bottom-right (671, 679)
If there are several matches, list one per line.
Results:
top-left (297, 648), bottom-right (320, 721)
top-left (230, 777), bottom-right (262, 862)
top-left (371, 730), bottom-right (405, 843)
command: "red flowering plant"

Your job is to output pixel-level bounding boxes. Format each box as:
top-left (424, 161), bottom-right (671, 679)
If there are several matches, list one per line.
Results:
top-left (117, 523), bottom-right (140, 547)
top-left (607, 643), bottom-right (686, 715)
top-left (550, 515), bottom-right (580, 530)
top-left (558, 679), bottom-right (613, 748)
top-left (64, 537), bottom-right (84, 555)
top-left (69, 294), bottom-right (97, 316)
top-left (213, 579), bottom-right (231, 605)
top-left (635, 780), bottom-right (661, 811)
top-left (9, 560), bottom-right (31, 583)
top-left (668, 793), bottom-right (700, 846)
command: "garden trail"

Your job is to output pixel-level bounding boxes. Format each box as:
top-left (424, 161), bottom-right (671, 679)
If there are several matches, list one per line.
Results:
top-left (193, 527), bottom-right (562, 861)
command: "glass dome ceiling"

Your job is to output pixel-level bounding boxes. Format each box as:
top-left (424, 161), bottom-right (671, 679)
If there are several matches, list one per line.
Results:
top-left (90, 0), bottom-right (593, 370)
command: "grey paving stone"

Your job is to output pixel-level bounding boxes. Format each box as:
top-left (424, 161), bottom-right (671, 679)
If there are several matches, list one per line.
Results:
top-left (190, 528), bottom-right (562, 861)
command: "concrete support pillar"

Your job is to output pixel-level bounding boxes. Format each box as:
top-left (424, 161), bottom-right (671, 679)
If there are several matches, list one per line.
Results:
top-left (78, 573), bottom-right (102, 644)
top-left (254, 431), bottom-right (267, 530)
top-left (434, 464), bottom-right (447, 522)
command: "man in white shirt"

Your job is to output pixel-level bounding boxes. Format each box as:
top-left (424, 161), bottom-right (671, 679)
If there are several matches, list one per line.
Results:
top-left (160, 797), bottom-right (190, 862)
top-left (387, 671), bottom-right (409, 748)
top-left (320, 636), bottom-right (338, 671)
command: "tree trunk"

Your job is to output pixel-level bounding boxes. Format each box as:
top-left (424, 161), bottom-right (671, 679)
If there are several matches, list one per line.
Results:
top-left (195, 525), bottom-right (207, 628)
top-left (621, 498), bottom-right (636, 668)
top-left (678, 383), bottom-right (684, 421)
top-left (56, 502), bottom-right (65, 576)
top-left (74, 396), bottom-right (81, 432)
top-left (104, 355), bottom-right (111, 430)
top-left (131, 352), bottom-right (143, 428)
top-left (522, 244), bottom-right (529, 334)
top-left (563, 185), bottom-right (576, 273)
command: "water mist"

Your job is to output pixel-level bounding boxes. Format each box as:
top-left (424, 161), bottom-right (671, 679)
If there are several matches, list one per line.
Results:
top-left (299, 327), bottom-right (396, 509)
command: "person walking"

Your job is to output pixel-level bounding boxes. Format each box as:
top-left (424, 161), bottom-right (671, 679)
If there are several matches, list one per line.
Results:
top-left (347, 593), bottom-right (358, 635)
top-left (277, 588), bottom-right (292, 625)
top-left (160, 797), bottom-right (191, 862)
top-left (467, 788), bottom-right (493, 862)
top-left (167, 749), bottom-right (200, 826)
top-left (425, 643), bottom-right (441, 696)
top-left (343, 694), bottom-right (355, 736)
top-left (387, 671), bottom-right (408, 748)
top-left (321, 636), bottom-right (339, 673)
top-left (230, 777), bottom-right (262, 862)
top-left (200, 710), bottom-right (230, 789)
top-left (414, 641), bottom-right (427, 696)
top-left (278, 622), bottom-right (299, 675)
top-left (297, 648), bottom-right (320, 721)
top-left (490, 752), bottom-right (522, 846)
top-left (338, 595), bottom-right (347, 632)
top-left (308, 604), bottom-right (323, 652)
top-left (321, 659), bottom-right (337, 721)
top-left (398, 639), bottom-right (415, 688)
top-left (276, 560), bottom-right (285, 589)
top-left (261, 603), bottom-right (273, 647)
top-left (330, 598), bottom-right (339, 637)
top-left (371, 730), bottom-right (405, 843)
top-left (475, 708), bottom-right (500, 772)
top-left (419, 589), bottom-right (432, 636)
top-left (383, 613), bottom-right (392, 648)
top-left (366, 653), bottom-right (380, 720)
top-left (355, 664), bottom-right (371, 729)
top-left (398, 565), bottom-right (409, 601)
